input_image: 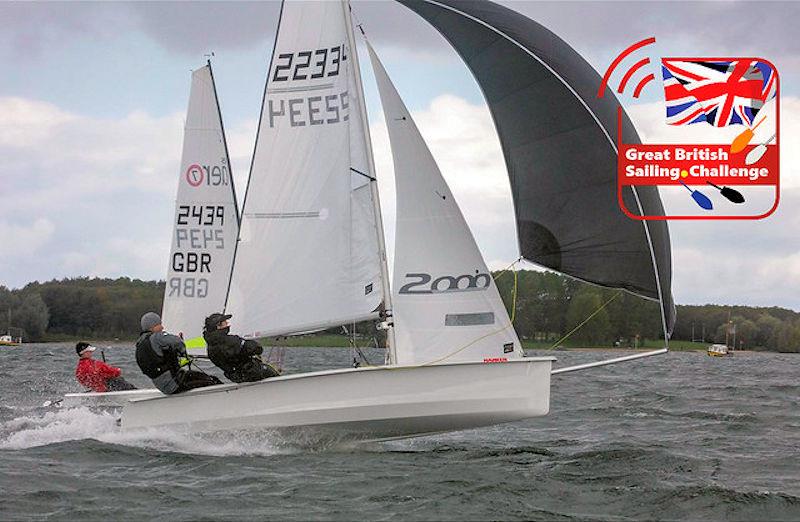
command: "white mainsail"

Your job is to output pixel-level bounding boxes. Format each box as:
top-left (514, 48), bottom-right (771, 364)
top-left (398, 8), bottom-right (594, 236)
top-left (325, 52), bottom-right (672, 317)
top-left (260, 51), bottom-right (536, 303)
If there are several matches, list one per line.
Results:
top-left (162, 64), bottom-right (239, 347)
top-left (226, 1), bottom-right (384, 338)
top-left (367, 43), bottom-right (523, 365)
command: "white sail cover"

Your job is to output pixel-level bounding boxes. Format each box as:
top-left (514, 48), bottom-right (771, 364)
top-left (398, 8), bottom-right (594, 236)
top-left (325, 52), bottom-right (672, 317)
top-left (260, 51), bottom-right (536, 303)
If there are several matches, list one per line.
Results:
top-left (162, 64), bottom-right (239, 347)
top-left (367, 43), bottom-right (523, 365)
top-left (226, 1), bottom-right (383, 338)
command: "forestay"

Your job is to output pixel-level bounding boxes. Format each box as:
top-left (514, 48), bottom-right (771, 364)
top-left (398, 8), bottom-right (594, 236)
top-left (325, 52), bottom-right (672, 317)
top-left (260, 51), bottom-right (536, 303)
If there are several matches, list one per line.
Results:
top-left (226, 1), bottom-right (383, 338)
top-left (367, 43), bottom-right (522, 365)
top-left (162, 64), bottom-right (239, 347)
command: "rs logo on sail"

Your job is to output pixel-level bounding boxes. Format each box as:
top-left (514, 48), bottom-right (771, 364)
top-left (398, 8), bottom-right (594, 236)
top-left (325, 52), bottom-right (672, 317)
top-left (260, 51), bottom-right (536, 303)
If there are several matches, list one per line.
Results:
top-left (185, 163), bottom-right (231, 187)
top-left (399, 272), bottom-right (491, 294)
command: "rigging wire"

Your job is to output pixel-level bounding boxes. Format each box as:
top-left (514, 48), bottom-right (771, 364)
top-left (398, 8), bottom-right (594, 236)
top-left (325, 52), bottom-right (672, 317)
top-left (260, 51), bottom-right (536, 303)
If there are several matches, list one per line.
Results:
top-left (546, 290), bottom-right (622, 350)
top-left (344, 324), bottom-right (372, 367)
top-left (419, 256), bottom-right (522, 366)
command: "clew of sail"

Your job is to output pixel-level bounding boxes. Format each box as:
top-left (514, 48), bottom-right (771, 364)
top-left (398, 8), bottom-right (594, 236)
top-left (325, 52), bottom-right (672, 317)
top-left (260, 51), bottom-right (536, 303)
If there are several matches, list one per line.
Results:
top-left (162, 64), bottom-right (239, 348)
top-left (367, 43), bottom-right (522, 366)
top-left (226, 1), bottom-right (384, 339)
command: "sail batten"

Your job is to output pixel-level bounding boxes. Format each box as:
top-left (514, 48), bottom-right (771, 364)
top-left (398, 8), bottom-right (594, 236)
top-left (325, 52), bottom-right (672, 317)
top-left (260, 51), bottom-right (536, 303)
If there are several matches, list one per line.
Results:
top-left (397, 0), bottom-right (675, 337)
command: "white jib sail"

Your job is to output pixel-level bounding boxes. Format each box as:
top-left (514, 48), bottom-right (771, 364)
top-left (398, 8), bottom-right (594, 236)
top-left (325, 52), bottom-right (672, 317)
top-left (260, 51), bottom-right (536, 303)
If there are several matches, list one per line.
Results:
top-left (226, 1), bottom-right (383, 338)
top-left (367, 43), bottom-right (523, 365)
top-left (162, 64), bottom-right (239, 348)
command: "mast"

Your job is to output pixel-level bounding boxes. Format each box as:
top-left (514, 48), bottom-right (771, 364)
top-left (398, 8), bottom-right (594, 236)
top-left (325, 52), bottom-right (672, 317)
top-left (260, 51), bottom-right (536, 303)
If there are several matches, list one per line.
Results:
top-left (207, 58), bottom-right (240, 227)
top-left (341, 0), bottom-right (397, 364)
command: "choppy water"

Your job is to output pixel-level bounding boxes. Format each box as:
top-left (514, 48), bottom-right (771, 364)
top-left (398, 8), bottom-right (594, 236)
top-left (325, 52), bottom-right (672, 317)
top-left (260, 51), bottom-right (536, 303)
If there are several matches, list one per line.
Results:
top-left (1, 344), bottom-right (798, 521)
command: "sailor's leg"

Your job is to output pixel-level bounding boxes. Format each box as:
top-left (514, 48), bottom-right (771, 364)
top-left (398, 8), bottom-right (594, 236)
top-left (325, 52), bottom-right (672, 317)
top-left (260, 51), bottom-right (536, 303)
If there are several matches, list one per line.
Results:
top-left (175, 369), bottom-right (222, 391)
top-left (106, 377), bottom-right (138, 391)
top-left (238, 359), bottom-right (281, 382)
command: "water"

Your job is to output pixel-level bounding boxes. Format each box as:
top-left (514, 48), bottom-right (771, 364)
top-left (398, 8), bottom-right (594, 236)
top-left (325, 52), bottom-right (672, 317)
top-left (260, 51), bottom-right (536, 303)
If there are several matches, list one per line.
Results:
top-left (1, 344), bottom-right (798, 521)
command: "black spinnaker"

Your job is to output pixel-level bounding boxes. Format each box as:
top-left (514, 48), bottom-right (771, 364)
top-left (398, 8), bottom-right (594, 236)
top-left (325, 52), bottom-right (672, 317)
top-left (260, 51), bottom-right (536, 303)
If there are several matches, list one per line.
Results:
top-left (396, 0), bottom-right (676, 338)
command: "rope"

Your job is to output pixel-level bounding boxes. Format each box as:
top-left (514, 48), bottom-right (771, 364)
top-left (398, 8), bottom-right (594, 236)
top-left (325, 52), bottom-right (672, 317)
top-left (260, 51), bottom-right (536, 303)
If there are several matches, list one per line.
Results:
top-left (345, 323), bottom-right (373, 368)
top-left (546, 290), bottom-right (622, 350)
top-left (493, 256), bottom-right (522, 324)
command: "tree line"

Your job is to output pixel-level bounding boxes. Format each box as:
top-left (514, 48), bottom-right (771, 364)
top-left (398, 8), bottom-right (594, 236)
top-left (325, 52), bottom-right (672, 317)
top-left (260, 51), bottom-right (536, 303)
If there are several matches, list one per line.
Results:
top-left (493, 270), bottom-right (800, 352)
top-left (1, 273), bottom-right (798, 352)
top-left (1, 277), bottom-right (163, 341)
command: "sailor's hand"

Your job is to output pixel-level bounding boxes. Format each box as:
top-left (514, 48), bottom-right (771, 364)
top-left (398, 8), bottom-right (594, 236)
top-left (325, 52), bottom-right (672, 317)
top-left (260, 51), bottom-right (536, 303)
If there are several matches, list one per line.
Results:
top-left (178, 357), bottom-right (192, 368)
top-left (243, 339), bottom-right (263, 355)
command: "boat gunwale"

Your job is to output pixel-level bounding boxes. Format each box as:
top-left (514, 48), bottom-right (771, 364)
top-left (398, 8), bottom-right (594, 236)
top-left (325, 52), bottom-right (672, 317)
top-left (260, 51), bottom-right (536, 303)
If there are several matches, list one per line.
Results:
top-left (125, 357), bottom-right (556, 404)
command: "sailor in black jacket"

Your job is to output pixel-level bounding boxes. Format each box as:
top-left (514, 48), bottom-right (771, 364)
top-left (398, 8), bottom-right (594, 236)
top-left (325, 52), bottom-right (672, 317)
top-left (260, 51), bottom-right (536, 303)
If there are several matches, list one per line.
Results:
top-left (135, 312), bottom-right (222, 394)
top-left (203, 313), bottom-right (280, 383)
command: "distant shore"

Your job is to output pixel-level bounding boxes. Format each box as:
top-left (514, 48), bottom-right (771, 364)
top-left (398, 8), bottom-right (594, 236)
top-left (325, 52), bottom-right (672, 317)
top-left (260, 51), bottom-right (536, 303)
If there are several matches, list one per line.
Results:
top-left (12, 338), bottom-right (775, 356)
top-left (551, 347), bottom-right (758, 355)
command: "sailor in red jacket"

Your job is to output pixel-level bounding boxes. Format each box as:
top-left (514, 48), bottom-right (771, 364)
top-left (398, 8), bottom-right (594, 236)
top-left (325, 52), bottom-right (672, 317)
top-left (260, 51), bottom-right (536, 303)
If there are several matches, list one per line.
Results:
top-left (75, 342), bottom-right (137, 392)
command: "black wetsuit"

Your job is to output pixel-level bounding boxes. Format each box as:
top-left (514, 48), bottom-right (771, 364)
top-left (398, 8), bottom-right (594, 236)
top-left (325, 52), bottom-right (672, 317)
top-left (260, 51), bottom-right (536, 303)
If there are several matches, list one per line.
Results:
top-left (135, 331), bottom-right (221, 394)
top-left (204, 327), bottom-right (280, 383)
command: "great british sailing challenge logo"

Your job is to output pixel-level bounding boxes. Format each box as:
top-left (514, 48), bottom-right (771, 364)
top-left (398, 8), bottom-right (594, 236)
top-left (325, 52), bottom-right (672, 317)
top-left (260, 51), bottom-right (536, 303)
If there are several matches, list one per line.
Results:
top-left (599, 37), bottom-right (780, 220)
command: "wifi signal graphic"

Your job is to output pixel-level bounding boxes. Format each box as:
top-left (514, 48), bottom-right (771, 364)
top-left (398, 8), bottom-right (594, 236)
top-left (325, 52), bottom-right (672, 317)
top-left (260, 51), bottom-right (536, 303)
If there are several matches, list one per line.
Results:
top-left (598, 37), bottom-right (657, 99)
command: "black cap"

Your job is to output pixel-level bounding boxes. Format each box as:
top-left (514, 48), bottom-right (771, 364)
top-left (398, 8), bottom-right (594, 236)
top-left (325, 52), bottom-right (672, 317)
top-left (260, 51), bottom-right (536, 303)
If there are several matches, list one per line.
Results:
top-left (75, 341), bottom-right (94, 356)
top-left (204, 313), bottom-right (232, 331)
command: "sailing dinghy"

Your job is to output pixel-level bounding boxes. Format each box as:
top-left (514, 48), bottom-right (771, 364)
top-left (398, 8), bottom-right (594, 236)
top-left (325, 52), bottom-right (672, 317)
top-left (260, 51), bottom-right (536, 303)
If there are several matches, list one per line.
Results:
top-left (74, 0), bottom-right (675, 442)
top-left (120, 0), bottom-right (553, 437)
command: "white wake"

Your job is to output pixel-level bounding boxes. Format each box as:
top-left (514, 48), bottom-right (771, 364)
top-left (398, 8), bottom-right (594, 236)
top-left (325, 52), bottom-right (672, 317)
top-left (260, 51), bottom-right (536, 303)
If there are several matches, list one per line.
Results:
top-left (0, 406), bottom-right (298, 456)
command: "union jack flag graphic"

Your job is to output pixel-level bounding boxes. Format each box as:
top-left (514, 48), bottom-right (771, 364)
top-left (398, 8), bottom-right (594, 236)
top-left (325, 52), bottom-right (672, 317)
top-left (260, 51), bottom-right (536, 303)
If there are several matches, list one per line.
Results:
top-left (662, 59), bottom-right (777, 127)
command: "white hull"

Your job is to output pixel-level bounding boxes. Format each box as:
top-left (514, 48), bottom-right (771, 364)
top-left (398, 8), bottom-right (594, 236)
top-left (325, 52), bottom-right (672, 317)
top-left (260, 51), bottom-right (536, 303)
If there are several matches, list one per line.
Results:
top-left (121, 358), bottom-right (554, 441)
top-left (63, 389), bottom-right (164, 407)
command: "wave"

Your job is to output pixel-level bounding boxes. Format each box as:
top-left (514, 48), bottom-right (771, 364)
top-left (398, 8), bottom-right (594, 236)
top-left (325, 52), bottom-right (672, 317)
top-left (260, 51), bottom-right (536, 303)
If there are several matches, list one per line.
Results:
top-left (642, 484), bottom-right (800, 520)
top-left (665, 484), bottom-right (800, 505)
top-left (575, 404), bottom-right (760, 423)
top-left (0, 406), bottom-right (302, 457)
top-left (0, 407), bottom-right (119, 450)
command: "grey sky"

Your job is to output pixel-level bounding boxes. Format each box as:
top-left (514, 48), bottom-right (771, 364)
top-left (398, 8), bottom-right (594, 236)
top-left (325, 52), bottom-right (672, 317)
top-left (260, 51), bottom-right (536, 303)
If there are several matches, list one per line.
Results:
top-left (0, 1), bottom-right (798, 312)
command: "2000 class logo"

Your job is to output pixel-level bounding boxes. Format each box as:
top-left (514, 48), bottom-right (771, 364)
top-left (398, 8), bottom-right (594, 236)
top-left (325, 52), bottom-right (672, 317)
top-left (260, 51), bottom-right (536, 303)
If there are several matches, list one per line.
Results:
top-left (399, 272), bottom-right (491, 294)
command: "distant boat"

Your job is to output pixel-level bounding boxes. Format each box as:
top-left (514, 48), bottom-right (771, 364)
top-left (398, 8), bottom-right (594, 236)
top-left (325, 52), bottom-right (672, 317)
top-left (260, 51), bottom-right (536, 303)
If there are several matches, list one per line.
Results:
top-left (707, 344), bottom-right (731, 357)
top-left (0, 334), bottom-right (21, 346)
top-left (1, 309), bottom-right (22, 346)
